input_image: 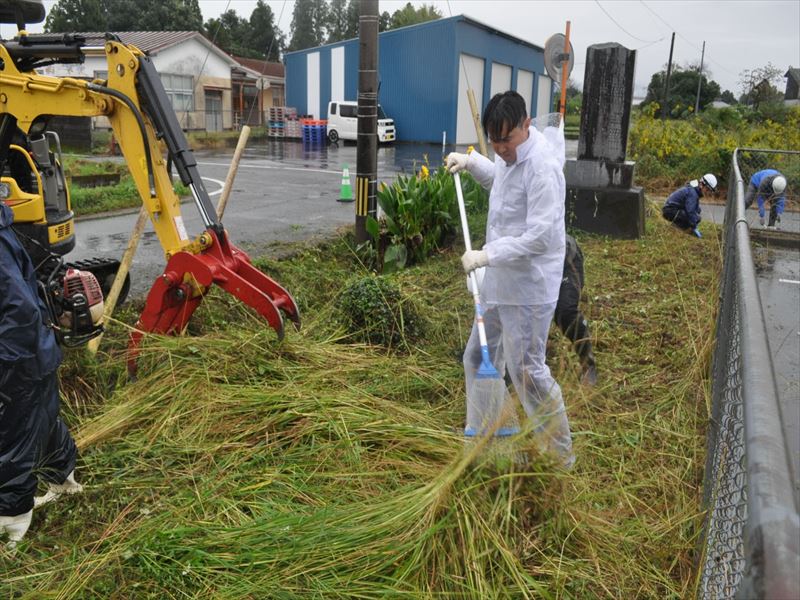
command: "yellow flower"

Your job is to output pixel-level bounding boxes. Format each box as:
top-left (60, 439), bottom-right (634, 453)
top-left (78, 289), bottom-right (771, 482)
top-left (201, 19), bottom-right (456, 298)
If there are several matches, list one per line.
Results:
top-left (420, 165), bottom-right (429, 180)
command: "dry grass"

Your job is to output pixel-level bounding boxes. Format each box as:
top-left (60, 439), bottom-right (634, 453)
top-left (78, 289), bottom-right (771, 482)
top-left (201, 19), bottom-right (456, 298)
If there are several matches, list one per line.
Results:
top-left (0, 201), bottom-right (721, 598)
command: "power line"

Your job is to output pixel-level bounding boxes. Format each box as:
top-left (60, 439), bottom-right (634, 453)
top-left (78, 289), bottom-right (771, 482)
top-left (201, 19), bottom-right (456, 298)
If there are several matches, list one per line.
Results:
top-left (594, 0), bottom-right (661, 44)
top-left (638, 0), bottom-right (738, 77)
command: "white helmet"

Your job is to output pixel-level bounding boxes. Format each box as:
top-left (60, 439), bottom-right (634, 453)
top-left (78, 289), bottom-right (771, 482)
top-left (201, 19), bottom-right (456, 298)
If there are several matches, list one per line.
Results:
top-left (772, 175), bottom-right (787, 195)
top-left (701, 173), bottom-right (718, 192)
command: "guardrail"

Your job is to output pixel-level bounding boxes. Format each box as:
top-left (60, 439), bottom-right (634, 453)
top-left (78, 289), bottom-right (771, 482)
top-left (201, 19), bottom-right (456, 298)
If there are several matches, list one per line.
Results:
top-left (697, 148), bottom-right (800, 598)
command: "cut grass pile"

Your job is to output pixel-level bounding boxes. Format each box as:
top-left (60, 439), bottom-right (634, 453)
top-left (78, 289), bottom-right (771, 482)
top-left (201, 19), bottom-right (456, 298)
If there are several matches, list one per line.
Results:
top-left (0, 203), bottom-right (721, 598)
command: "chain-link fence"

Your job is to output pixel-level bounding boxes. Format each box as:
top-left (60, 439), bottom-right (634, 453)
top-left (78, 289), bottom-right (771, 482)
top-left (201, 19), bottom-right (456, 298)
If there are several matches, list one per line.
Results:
top-left (697, 148), bottom-right (800, 598)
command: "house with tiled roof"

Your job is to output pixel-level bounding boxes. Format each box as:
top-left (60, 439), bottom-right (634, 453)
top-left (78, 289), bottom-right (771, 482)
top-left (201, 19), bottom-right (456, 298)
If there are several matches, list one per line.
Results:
top-left (38, 31), bottom-right (284, 131)
top-left (785, 67), bottom-right (800, 105)
top-left (231, 56), bottom-right (285, 127)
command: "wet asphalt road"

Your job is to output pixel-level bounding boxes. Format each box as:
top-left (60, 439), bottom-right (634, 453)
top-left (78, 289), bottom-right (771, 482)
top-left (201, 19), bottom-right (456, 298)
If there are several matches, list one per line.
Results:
top-left (703, 200), bottom-right (800, 501)
top-left (72, 140), bottom-right (453, 298)
top-left (753, 245), bottom-right (800, 502)
top-left (701, 201), bottom-right (800, 233)
top-left (72, 139), bottom-right (580, 298)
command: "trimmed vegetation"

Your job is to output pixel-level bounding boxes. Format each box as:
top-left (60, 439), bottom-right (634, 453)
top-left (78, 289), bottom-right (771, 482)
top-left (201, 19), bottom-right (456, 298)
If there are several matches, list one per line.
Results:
top-left (629, 105), bottom-right (800, 193)
top-left (1, 201), bottom-right (720, 598)
top-left (62, 157), bottom-right (190, 216)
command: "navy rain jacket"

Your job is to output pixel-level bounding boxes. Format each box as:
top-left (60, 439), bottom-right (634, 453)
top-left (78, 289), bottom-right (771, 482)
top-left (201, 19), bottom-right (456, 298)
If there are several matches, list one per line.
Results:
top-left (1, 202), bottom-right (76, 516)
top-left (0, 203), bottom-right (61, 376)
top-left (663, 184), bottom-right (702, 229)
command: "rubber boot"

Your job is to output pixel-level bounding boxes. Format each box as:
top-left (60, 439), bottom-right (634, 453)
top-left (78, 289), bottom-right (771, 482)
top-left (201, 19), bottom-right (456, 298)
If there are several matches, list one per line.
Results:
top-left (0, 509), bottom-right (33, 549)
top-left (34, 470), bottom-right (83, 508)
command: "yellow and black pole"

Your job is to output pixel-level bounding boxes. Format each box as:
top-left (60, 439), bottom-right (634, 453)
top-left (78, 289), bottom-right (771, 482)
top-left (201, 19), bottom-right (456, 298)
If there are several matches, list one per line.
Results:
top-left (355, 0), bottom-right (379, 243)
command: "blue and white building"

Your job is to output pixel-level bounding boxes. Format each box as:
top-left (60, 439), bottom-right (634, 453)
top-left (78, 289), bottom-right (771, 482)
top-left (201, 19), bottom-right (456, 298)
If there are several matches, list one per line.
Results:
top-left (285, 15), bottom-right (555, 144)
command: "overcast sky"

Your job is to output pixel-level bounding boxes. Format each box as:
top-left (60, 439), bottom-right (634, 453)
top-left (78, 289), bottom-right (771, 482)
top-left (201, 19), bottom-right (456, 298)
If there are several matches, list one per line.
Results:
top-left (6, 1), bottom-right (800, 97)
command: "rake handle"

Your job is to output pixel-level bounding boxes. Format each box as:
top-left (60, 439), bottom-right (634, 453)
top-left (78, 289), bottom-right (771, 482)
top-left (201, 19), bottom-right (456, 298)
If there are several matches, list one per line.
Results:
top-left (454, 173), bottom-right (490, 351)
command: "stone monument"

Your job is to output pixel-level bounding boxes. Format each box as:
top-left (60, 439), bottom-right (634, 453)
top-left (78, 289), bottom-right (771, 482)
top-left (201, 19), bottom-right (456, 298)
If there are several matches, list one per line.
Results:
top-left (565, 42), bottom-right (645, 238)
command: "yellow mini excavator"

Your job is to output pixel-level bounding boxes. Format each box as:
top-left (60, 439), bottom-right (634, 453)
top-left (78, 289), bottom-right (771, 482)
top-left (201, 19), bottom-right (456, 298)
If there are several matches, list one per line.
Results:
top-left (0, 0), bottom-right (300, 371)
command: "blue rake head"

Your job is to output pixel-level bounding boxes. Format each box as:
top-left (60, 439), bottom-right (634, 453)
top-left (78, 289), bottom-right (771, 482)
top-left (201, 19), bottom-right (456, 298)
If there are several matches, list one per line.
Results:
top-left (476, 345), bottom-right (500, 379)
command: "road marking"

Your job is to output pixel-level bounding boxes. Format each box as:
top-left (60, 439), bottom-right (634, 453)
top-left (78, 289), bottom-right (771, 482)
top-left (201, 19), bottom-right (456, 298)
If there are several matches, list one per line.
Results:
top-left (200, 176), bottom-right (225, 196)
top-left (198, 161), bottom-right (340, 176)
top-left (778, 279), bottom-right (800, 285)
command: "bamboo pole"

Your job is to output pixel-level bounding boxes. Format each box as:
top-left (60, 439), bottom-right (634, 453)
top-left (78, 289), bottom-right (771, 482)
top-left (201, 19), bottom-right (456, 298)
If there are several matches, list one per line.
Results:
top-left (87, 205), bottom-right (148, 355)
top-left (216, 125), bottom-right (251, 219)
top-left (467, 88), bottom-right (489, 157)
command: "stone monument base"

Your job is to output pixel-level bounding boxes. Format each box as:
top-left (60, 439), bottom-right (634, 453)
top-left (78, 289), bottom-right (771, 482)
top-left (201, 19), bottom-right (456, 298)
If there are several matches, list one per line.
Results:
top-left (566, 186), bottom-right (645, 239)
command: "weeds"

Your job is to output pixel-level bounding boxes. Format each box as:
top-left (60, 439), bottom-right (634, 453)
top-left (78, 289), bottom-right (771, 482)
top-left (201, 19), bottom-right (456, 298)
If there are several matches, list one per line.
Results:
top-left (0, 206), bottom-right (720, 598)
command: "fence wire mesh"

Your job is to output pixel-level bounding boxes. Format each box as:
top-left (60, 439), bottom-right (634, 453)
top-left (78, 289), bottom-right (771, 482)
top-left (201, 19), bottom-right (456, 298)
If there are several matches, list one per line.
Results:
top-left (697, 148), bottom-right (800, 599)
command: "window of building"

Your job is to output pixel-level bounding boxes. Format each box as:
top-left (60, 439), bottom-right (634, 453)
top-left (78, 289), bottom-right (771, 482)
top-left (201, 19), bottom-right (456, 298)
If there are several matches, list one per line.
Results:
top-left (161, 73), bottom-right (194, 111)
top-left (271, 86), bottom-right (285, 107)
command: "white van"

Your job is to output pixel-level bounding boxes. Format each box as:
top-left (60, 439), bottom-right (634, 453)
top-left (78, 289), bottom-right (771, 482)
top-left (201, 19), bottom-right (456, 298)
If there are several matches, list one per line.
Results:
top-left (326, 101), bottom-right (396, 143)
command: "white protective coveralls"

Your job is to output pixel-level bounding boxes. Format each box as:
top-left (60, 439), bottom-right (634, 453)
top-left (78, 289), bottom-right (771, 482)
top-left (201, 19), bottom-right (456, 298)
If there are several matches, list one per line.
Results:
top-left (462, 116), bottom-right (574, 465)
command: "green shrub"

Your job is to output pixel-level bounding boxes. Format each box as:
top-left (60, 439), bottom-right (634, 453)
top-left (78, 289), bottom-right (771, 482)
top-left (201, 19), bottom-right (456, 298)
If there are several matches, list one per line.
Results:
top-left (369, 164), bottom-right (487, 273)
top-left (337, 274), bottom-right (424, 348)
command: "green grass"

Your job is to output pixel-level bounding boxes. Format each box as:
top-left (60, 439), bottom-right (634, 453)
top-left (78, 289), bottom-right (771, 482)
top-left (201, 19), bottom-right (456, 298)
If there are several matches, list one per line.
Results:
top-left (59, 156), bottom-right (192, 218)
top-left (0, 202), bottom-right (720, 598)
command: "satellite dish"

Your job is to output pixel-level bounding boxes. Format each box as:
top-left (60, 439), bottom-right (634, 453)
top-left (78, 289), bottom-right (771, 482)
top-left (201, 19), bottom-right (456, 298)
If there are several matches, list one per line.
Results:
top-left (543, 33), bottom-right (574, 82)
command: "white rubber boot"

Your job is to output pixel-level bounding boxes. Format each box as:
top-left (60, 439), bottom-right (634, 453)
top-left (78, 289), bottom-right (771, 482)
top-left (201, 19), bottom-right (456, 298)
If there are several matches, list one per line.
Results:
top-left (34, 470), bottom-right (83, 508)
top-left (0, 509), bottom-right (33, 549)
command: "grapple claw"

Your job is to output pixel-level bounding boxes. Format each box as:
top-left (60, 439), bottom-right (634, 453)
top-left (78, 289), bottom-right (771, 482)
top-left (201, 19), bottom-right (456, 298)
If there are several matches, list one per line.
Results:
top-left (127, 229), bottom-right (300, 377)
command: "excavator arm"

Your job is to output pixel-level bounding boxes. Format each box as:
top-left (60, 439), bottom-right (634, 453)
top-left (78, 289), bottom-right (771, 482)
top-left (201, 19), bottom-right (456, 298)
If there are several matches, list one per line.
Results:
top-left (0, 32), bottom-right (300, 373)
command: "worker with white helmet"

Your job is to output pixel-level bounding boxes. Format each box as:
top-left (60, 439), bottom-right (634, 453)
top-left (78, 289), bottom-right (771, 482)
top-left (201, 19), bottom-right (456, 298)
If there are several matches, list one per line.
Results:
top-left (661, 173), bottom-right (718, 238)
top-left (744, 169), bottom-right (788, 227)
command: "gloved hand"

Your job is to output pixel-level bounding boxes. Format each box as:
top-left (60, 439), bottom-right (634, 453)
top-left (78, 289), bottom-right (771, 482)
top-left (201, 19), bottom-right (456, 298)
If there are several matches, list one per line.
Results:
top-left (466, 266), bottom-right (486, 294)
top-left (692, 228), bottom-right (702, 238)
top-left (759, 216), bottom-right (765, 226)
top-left (461, 249), bottom-right (488, 273)
top-left (446, 152), bottom-right (469, 174)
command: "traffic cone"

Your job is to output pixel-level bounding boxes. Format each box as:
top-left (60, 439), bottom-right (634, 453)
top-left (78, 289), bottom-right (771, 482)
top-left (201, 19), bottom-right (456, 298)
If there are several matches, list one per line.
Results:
top-left (338, 164), bottom-right (353, 202)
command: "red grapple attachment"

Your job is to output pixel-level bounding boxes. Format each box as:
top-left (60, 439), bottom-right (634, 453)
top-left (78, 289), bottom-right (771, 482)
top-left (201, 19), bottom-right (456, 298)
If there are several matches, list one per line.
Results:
top-left (127, 230), bottom-right (300, 377)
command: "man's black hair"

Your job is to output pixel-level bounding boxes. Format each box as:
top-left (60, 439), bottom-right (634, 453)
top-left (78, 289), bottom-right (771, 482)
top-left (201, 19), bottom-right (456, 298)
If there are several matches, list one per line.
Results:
top-left (482, 91), bottom-right (527, 141)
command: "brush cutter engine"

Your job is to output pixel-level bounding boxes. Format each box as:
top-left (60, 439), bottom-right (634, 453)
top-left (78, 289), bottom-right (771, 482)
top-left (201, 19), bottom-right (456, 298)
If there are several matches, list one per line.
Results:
top-left (40, 262), bottom-right (105, 347)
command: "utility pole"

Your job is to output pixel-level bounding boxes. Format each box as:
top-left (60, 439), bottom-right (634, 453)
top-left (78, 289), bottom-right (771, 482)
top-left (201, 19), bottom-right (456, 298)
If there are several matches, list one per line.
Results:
top-left (355, 0), bottom-right (378, 244)
top-left (661, 32), bottom-right (675, 120)
top-left (694, 41), bottom-right (706, 114)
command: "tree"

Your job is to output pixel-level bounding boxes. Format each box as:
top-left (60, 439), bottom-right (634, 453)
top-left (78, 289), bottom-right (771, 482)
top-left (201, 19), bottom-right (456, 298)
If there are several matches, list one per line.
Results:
top-left (719, 89), bottom-right (737, 104)
top-left (379, 11), bottom-right (391, 31)
top-left (326, 0), bottom-right (350, 43)
top-left (45, 0), bottom-right (106, 32)
top-left (46, 0), bottom-right (203, 32)
top-left (387, 2), bottom-right (441, 30)
top-left (104, 0), bottom-right (203, 31)
top-left (204, 10), bottom-right (251, 57)
top-left (738, 63), bottom-right (783, 108)
top-left (248, 0), bottom-right (284, 61)
top-left (642, 66), bottom-right (721, 117)
top-left (288, 0), bottom-right (328, 51)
